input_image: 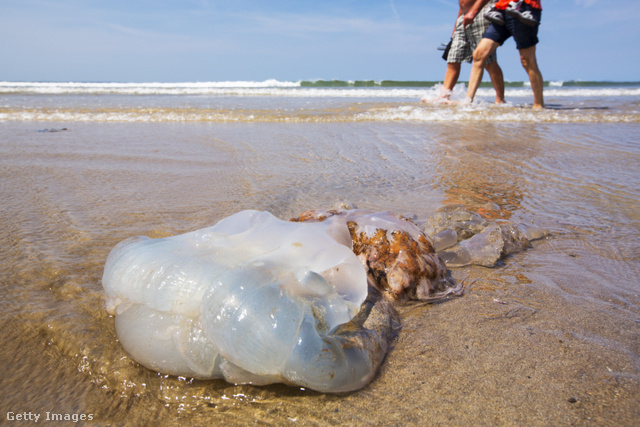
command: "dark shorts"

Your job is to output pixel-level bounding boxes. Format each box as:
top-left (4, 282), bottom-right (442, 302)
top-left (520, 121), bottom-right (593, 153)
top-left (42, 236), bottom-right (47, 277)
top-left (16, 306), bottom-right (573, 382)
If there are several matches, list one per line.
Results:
top-left (483, 5), bottom-right (541, 50)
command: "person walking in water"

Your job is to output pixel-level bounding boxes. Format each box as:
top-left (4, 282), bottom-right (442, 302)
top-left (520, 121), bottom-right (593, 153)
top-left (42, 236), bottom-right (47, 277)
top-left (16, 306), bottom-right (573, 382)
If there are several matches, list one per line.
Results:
top-left (429, 0), bottom-right (505, 104)
top-left (464, 0), bottom-right (544, 108)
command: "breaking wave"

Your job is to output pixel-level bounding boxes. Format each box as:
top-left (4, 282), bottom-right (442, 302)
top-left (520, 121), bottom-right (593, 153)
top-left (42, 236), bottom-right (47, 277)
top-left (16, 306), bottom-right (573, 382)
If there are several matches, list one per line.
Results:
top-left (2, 104), bottom-right (637, 124)
top-left (2, 80), bottom-right (640, 98)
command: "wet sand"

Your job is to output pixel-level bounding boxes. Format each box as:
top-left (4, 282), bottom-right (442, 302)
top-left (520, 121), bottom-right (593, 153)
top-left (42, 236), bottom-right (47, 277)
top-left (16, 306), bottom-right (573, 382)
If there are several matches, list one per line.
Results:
top-left (1, 120), bottom-right (638, 425)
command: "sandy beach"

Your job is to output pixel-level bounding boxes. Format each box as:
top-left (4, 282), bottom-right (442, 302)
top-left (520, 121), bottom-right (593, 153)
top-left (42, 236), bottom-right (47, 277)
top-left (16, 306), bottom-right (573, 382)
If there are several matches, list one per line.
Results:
top-left (1, 84), bottom-right (639, 425)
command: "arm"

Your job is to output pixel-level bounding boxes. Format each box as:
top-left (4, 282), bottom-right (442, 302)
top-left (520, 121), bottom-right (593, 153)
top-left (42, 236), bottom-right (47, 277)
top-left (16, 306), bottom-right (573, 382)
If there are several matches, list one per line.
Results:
top-left (463, 0), bottom-right (492, 28)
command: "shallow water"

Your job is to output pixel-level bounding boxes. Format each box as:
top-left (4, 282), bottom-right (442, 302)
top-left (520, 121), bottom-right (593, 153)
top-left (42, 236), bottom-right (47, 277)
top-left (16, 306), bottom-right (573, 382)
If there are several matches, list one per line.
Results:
top-left (1, 87), bottom-right (639, 425)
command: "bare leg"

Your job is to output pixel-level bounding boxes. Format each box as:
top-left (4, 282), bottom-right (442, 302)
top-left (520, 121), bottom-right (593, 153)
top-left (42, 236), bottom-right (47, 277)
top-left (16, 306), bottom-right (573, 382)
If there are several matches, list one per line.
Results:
top-left (466, 38), bottom-right (500, 103)
top-left (423, 62), bottom-right (462, 103)
top-left (519, 45), bottom-right (544, 108)
top-left (422, 62), bottom-right (462, 103)
top-left (442, 62), bottom-right (461, 99)
top-left (484, 61), bottom-right (505, 104)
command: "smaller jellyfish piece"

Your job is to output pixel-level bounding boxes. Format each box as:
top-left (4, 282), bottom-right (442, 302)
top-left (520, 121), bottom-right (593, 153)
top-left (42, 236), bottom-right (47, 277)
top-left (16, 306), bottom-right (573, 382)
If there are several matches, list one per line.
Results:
top-left (292, 209), bottom-right (461, 302)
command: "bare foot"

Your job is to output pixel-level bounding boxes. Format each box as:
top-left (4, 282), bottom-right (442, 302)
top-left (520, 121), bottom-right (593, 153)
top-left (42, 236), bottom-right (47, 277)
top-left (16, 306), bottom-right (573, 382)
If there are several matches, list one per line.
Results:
top-left (422, 95), bottom-right (451, 104)
top-left (438, 97), bottom-right (456, 105)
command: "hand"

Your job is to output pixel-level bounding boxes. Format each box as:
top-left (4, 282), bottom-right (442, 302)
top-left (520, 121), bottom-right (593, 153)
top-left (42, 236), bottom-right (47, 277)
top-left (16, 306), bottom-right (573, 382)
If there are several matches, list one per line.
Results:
top-left (463, 11), bottom-right (477, 28)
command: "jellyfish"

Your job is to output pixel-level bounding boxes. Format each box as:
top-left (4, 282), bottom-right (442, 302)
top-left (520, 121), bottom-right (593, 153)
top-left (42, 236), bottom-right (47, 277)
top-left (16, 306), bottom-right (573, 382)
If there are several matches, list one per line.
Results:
top-left (102, 209), bottom-right (460, 393)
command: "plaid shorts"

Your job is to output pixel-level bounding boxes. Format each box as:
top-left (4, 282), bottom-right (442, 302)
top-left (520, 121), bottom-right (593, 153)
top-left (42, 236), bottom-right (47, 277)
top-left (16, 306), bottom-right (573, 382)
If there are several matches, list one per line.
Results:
top-left (447, 2), bottom-right (497, 64)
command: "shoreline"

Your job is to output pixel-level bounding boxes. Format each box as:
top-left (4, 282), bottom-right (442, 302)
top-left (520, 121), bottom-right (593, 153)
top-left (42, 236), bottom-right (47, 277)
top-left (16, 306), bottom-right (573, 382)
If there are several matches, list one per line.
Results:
top-left (1, 119), bottom-right (638, 425)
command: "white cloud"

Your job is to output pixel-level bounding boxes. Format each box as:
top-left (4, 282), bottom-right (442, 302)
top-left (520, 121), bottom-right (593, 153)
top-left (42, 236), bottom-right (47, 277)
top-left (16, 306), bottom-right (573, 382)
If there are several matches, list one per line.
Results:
top-left (389, 0), bottom-right (400, 20)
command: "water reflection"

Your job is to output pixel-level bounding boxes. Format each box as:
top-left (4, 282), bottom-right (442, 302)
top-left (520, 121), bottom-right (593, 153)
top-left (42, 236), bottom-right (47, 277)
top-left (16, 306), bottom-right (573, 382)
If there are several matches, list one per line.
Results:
top-left (429, 123), bottom-right (544, 221)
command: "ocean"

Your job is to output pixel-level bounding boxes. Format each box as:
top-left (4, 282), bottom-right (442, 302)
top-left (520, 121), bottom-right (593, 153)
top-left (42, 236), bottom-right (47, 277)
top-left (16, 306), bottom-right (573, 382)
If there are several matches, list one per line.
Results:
top-left (2, 80), bottom-right (640, 123)
top-left (1, 80), bottom-right (639, 425)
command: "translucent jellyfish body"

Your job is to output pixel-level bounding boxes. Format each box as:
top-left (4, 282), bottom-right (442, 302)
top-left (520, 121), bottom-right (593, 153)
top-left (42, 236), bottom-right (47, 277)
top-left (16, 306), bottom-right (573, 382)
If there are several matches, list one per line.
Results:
top-left (103, 210), bottom-right (392, 392)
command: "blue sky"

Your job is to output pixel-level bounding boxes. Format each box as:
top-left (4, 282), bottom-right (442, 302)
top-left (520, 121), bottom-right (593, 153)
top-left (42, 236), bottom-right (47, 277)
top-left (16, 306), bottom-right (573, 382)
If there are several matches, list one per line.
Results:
top-left (1, 0), bottom-right (638, 82)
